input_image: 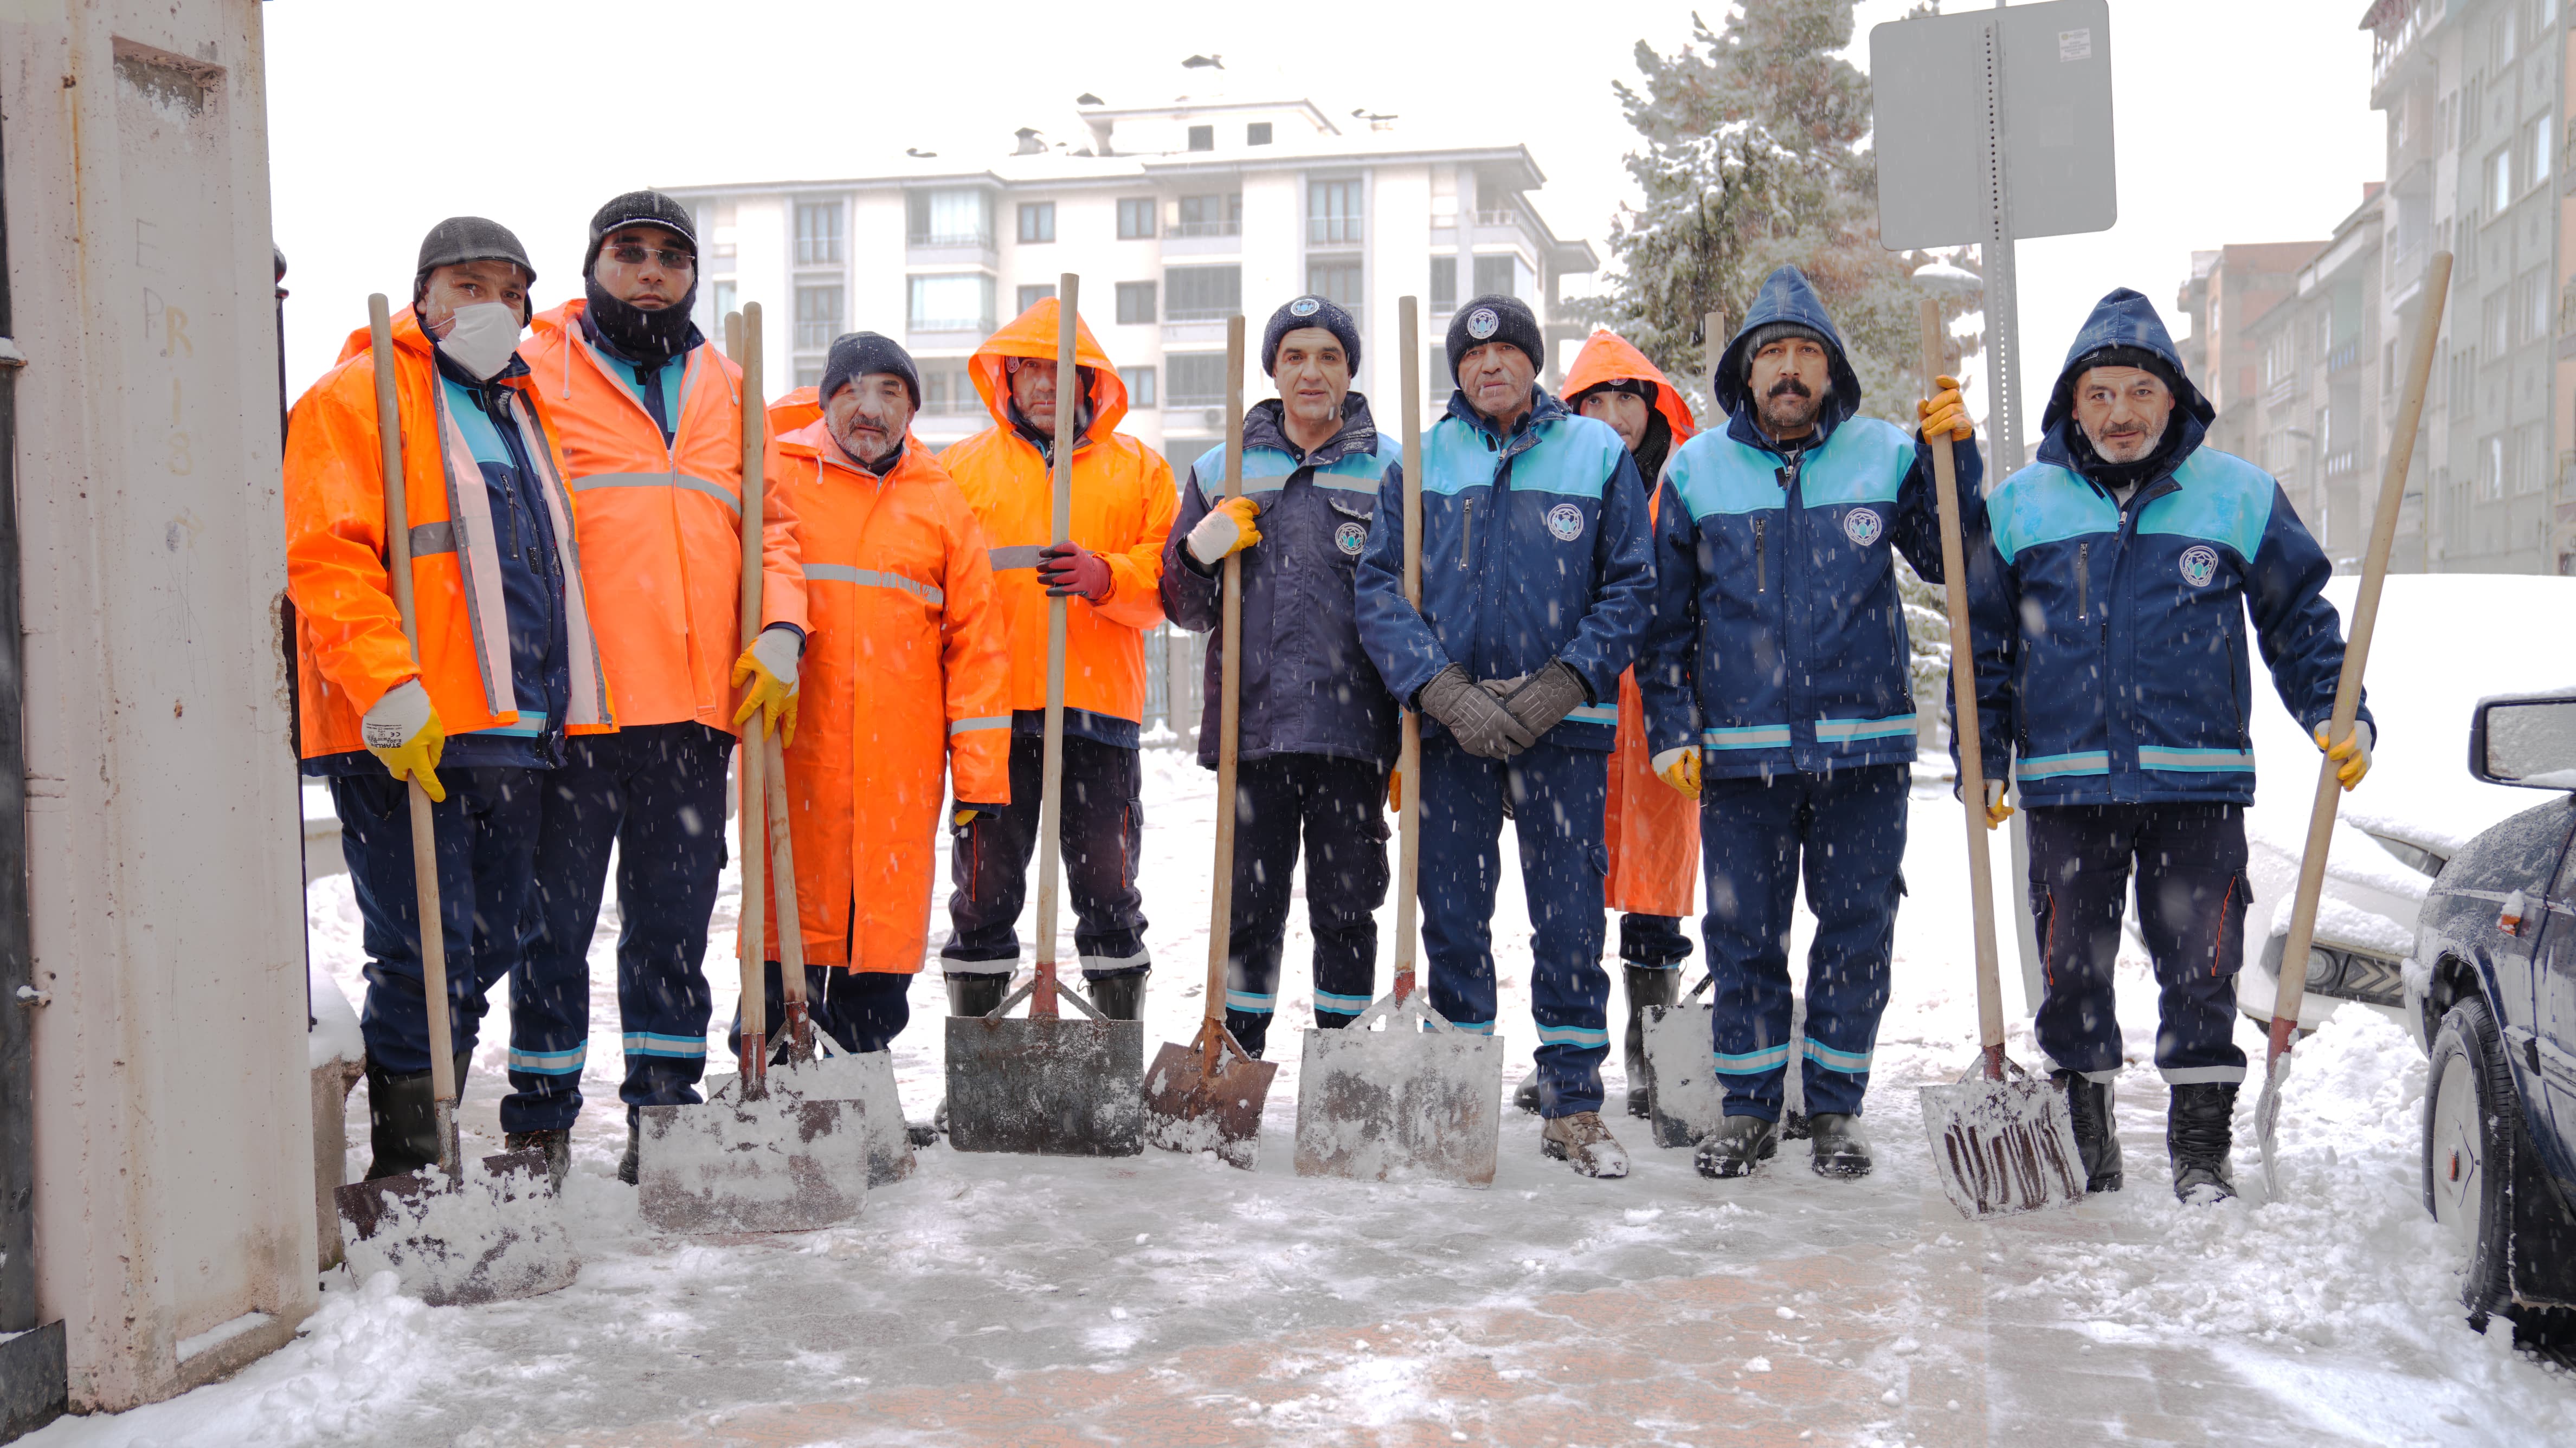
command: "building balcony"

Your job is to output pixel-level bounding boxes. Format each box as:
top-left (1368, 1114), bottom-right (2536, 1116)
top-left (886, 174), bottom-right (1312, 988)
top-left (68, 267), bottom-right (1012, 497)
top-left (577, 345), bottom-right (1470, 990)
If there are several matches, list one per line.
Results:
top-left (905, 234), bottom-right (996, 267)
top-left (2263, 373), bottom-right (2299, 409)
top-left (2326, 340), bottom-right (2360, 376)
top-left (2367, 0), bottom-right (2436, 98)
top-left (2324, 449), bottom-right (2360, 480)
top-left (907, 319), bottom-right (994, 351)
top-left (1169, 220), bottom-right (1240, 239)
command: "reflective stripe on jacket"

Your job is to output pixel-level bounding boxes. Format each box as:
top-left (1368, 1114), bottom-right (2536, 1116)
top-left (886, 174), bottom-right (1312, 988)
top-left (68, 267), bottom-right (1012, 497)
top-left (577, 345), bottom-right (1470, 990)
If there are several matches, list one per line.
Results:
top-left (520, 300), bottom-right (806, 732)
top-left (286, 307), bottom-right (611, 759)
top-left (761, 415), bottom-right (1012, 973)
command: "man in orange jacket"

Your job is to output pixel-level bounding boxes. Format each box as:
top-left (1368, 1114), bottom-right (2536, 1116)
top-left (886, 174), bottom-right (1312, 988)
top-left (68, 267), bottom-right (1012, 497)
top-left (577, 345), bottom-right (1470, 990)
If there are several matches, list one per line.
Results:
top-left (730, 332), bottom-right (1012, 1064)
top-left (937, 299), bottom-right (1177, 1023)
top-left (286, 217), bottom-right (613, 1182)
top-left (516, 192), bottom-right (807, 1183)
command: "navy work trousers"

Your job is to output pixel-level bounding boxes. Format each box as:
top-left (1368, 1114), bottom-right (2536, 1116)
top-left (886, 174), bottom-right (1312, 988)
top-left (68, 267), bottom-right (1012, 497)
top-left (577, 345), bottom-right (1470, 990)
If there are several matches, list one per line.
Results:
top-left (2026, 803), bottom-right (2250, 1085)
top-left (942, 733), bottom-right (1149, 979)
top-left (728, 964), bottom-right (915, 1059)
top-left (1419, 735), bottom-right (1612, 1119)
top-left (515, 722), bottom-right (734, 1129)
top-left (1701, 764), bottom-right (1908, 1121)
top-left (1220, 753), bottom-right (1390, 1057)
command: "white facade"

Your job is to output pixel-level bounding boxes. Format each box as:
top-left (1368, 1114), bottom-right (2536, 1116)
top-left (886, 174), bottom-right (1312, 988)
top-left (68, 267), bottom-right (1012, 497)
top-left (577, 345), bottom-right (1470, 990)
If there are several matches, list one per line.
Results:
top-left (661, 98), bottom-right (1596, 460)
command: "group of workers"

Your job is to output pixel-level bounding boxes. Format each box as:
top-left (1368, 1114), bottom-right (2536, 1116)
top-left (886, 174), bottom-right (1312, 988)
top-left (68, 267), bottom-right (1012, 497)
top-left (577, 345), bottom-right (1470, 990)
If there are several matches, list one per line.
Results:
top-left (285, 190), bottom-right (2373, 1207)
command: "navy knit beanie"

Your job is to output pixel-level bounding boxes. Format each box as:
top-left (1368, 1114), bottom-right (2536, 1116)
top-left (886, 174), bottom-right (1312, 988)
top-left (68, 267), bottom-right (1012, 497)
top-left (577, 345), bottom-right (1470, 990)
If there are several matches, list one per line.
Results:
top-left (584, 190), bottom-right (698, 277)
top-left (820, 331), bottom-right (920, 408)
top-left (1262, 295), bottom-right (1362, 376)
top-left (1445, 294), bottom-right (1543, 382)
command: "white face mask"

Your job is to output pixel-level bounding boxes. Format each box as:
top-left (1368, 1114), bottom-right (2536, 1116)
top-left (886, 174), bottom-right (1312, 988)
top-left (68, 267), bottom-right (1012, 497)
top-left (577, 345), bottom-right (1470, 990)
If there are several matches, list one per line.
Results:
top-left (436, 301), bottom-right (523, 381)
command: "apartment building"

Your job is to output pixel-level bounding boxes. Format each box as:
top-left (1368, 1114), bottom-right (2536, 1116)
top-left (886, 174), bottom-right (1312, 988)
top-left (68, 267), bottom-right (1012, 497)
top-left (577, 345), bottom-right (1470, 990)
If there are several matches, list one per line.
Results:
top-left (658, 94), bottom-right (1596, 462)
top-left (2239, 190), bottom-right (2399, 570)
top-left (2173, 241), bottom-right (2327, 462)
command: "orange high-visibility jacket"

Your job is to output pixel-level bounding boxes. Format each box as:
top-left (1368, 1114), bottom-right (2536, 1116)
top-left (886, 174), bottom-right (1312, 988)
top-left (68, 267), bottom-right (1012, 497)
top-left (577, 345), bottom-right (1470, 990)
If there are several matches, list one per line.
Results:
top-left (759, 413), bottom-right (1013, 973)
top-left (1565, 329), bottom-right (1704, 919)
top-left (518, 301), bottom-right (806, 731)
top-left (940, 300), bottom-right (1176, 729)
top-left (285, 308), bottom-right (613, 758)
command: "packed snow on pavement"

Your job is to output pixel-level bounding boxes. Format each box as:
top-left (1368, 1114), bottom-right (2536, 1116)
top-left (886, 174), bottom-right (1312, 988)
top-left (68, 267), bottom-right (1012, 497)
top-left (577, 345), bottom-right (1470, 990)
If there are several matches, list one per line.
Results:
top-left (28, 752), bottom-right (2575, 1446)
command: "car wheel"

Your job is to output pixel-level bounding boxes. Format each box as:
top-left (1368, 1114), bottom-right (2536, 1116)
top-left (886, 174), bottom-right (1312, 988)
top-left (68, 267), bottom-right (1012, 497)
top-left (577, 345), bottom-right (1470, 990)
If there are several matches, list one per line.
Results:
top-left (2423, 994), bottom-right (2519, 1327)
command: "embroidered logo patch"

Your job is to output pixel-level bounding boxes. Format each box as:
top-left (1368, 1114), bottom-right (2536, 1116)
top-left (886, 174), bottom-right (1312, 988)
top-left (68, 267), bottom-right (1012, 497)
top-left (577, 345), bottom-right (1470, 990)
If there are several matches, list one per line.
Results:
top-left (2179, 545), bottom-right (2219, 587)
top-left (1335, 520), bottom-right (1367, 555)
top-left (1842, 507), bottom-right (1884, 547)
top-left (1290, 296), bottom-right (1321, 317)
top-left (1466, 307), bottom-right (1500, 340)
top-left (1546, 503), bottom-right (1585, 542)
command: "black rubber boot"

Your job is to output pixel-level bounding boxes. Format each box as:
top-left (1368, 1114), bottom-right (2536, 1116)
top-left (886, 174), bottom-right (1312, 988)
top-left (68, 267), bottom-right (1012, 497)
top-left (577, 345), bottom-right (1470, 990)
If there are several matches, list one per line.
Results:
top-left (945, 972), bottom-right (1009, 1019)
top-left (2168, 1082), bottom-right (2239, 1204)
top-left (1621, 965), bottom-right (1678, 1119)
top-left (1806, 1113), bottom-right (1873, 1178)
top-left (1087, 971), bottom-right (1147, 1022)
top-left (364, 1062), bottom-right (441, 1181)
top-left (617, 1108), bottom-right (640, 1186)
top-left (1513, 1076), bottom-right (1543, 1114)
top-left (2056, 1072), bottom-right (2124, 1193)
top-left (505, 1128), bottom-right (572, 1190)
top-left (1693, 1114), bottom-right (1780, 1179)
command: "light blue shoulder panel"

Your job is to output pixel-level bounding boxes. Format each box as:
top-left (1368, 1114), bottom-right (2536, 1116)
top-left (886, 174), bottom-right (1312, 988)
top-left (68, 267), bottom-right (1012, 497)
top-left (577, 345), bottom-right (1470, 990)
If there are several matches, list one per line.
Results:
top-left (1666, 431), bottom-right (1787, 521)
top-left (1192, 442), bottom-right (1301, 501)
top-left (1504, 413), bottom-right (1627, 499)
top-left (1794, 417), bottom-right (1914, 507)
top-left (1986, 461), bottom-right (2120, 566)
top-left (2135, 448), bottom-right (2275, 561)
top-left (1420, 416), bottom-right (1498, 496)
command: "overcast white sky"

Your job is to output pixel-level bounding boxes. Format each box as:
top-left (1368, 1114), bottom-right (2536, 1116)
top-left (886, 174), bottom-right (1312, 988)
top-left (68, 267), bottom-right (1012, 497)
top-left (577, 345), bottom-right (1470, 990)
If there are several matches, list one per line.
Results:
top-left (267, 1), bottom-right (2382, 405)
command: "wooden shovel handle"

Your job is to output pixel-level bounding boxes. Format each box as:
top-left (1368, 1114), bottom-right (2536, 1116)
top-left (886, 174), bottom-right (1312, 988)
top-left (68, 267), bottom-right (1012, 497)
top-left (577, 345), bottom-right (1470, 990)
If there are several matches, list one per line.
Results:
top-left (730, 307), bottom-right (769, 1079)
top-left (1392, 298), bottom-right (1425, 1001)
top-left (1032, 278), bottom-right (1079, 1020)
top-left (1202, 317), bottom-right (1248, 1040)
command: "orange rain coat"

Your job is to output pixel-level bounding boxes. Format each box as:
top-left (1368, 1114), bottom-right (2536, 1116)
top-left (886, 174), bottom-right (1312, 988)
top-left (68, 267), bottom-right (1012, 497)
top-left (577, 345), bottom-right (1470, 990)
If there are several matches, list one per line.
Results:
top-left (760, 411), bottom-right (1013, 973)
top-left (518, 301), bottom-right (806, 730)
top-left (940, 300), bottom-right (1176, 731)
top-left (286, 308), bottom-right (612, 758)
top-left (1563, 329), bottom-right (1703, 919)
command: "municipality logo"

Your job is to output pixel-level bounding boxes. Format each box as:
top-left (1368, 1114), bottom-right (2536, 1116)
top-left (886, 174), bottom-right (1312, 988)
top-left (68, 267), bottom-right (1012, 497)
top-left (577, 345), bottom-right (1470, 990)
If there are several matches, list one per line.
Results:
top-left (1335, 520), bottom-right (1367, 555)
top-left (1466, 307), bottom-right (1500, 340)
top-left (1290, 297), bottom-right (1321, 317)
top-left (2179, 545), bottom-right (2219, 587)
top-left (1843, 507), bottom-right (1884, 547)
top-left (1546, 503), bottom-right (1585, 541)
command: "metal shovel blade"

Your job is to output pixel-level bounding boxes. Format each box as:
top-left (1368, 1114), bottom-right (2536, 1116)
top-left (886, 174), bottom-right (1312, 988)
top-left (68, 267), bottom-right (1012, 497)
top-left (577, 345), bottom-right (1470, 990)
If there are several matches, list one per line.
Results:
top-left (1142, 1032), bottom-right (1279, 1170)
top-left (945, 1014), bottom-right (1146, 1156)
top-left (2254, 1049), bottom-right (2289, 1198)
top-left (1292, 998), bottom-right (1502, 1186)
top-left (1643, 1000), bottom-right (1724, 1148)
top-left (637, 1076), bottom-right (869, 1234)
top-left (762, 1051), bottom-right (918, 1186)
top-left (1917, 1063), bottom-right (2087, 1220)
top-left (333, 1148), bottom-right (580, 1305)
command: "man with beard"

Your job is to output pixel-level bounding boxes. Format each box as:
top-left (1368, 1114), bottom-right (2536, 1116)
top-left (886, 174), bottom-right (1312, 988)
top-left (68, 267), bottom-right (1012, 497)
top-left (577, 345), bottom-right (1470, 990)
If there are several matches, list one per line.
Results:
top-left (1641, 265), bottom-right (1980, 1181)
top-left (1963, 289), bottom-right (2371, 1204)
top-left (517, 191), bottom-right (808, 1182)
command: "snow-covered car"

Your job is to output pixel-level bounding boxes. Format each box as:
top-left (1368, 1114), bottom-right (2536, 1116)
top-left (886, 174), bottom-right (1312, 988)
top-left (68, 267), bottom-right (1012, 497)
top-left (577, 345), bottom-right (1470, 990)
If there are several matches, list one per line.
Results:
top-left (2410, 687), bottom-right (2576, 1328)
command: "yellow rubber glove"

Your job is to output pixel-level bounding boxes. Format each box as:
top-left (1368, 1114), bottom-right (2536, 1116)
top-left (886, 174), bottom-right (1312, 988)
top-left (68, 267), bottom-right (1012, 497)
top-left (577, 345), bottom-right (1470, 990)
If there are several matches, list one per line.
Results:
top-left (1916, 373), bottom-right (1973, 442)
top-left (1386, 768), bottom-right (1402, 812)
top-left (953, 807), bottom-right (984, 826)
top-left (362, 678), bottom-right (448, 804)
top-left (1183, 495), bottom-right (1263, 567)
top-left (2315, 720), bottom-right (2373, 790)
top-left (1983, 778), bottom-right (2013, 830)
top-left (730, 625), bottom-right (801, 746)
top-left (1651, 746), bottom-right (1702, 800)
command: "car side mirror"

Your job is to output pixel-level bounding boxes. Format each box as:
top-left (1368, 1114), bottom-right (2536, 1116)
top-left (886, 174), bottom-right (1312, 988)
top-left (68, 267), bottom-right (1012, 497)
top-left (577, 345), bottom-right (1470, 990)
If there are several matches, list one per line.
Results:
top-left (2469, 690), bottom-right (2576, 790)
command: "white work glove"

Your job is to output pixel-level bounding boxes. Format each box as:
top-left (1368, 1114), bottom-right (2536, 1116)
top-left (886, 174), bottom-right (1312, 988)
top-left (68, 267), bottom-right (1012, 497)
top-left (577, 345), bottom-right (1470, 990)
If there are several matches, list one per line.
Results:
top-left (1983, 778), bottom-right (2013, 829)
top-left (1184, 496), bottom-right (1263, 567)
top-left (1650, 746), bottom-right (1701, 799)
top-left (362, 678), bottom-right (447, 803)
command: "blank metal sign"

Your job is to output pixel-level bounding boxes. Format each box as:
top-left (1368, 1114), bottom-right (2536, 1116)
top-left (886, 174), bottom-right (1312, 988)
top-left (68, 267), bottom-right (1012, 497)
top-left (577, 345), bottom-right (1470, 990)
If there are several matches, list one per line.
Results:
top-left (1871, 0), bottom-right (2115, 250)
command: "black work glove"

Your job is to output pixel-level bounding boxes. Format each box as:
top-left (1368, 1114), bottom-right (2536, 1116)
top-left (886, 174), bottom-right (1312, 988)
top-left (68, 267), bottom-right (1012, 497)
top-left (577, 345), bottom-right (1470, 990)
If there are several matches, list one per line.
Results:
top-left (1497, 659), bottom-right (1592, 740)
top-left (1417, 665), bottom-right (1537, 760)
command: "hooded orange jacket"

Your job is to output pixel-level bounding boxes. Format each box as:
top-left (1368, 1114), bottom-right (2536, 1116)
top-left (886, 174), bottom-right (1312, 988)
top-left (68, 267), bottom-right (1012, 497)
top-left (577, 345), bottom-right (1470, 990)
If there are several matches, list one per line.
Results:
top-left (285, 308), bottom-right (613, 758)
top-left (938, 300), bottom-right (1176, 737)
top-left (518, 301), bottom-right (806, 731)
top-left (759, 412), bottom-right (1013, 973)
top-left (1564, 329), bottom-right (1702, 919)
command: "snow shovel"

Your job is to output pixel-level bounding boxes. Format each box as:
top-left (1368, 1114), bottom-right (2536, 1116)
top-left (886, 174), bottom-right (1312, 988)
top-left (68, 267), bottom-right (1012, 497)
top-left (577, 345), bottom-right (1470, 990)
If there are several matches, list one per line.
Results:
top-left (1293, 296), bottom-right (1503, 1187)
top-left (947, 275), bottom-right (1147, 1158)
top-left (2255, 251), bottom-right (2452, 1198)
top-left (332, 294), bottom-right (574, 1302)
top-left (1144, 315), bottom-right (1278, 1168)
top-left (1645, 974), bottom-right (1721, 1148)
top-left (639, 305), bottom-right (867, 1232)
top-left (1907, 300), bottom-right (2086, 1221)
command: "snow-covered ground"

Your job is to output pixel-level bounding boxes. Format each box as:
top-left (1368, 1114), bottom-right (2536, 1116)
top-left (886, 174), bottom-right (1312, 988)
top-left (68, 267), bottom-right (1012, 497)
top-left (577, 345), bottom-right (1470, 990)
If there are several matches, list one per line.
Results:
top-left (33, 753), bottom-right (2575, 1446)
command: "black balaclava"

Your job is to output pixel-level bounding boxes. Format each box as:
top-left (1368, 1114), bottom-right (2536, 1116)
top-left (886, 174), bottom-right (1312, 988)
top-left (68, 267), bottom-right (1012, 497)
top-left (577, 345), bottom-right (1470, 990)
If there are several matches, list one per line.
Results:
top-left (585, 264), bottom-right (699, 364)
top-left (1632, 407), bottom-right (1675, 484)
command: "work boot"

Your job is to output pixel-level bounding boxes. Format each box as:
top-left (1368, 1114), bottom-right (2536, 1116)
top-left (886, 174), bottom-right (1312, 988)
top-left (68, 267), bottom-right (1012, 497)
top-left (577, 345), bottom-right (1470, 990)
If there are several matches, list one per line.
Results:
top-left (363, 1062), bottom-right (441, 1180)
top-left (1540, 1111), bottom-right (1631, 1179)
top-left (1513, 1075), bottom-right (1543, 1114)
top-left (505, 1128), bottom-right (572, 1190)
top-left (1087, 971), bottom-right (1147, 1022)
top-left (1621, 964), bottom-right (1678, 1119)
top-left (1694, 1114), bottom-right (1780, 1179)
top-left (617, 1110), bottom-right (640, 1186)
top-left (2167, 1082), bottom-right (2239, 1204)
top-left (905, 1119), bottom-right (940, 1148)
top-left (2056, 1072), bottom-right (2124, 1193)
top-left (1806, 1113), bottom-right (1873, 1178)
top-left (944, 971), bottom-right (1009, 1019)
top-left (1779, 1109), bottom-right (1811, 1142)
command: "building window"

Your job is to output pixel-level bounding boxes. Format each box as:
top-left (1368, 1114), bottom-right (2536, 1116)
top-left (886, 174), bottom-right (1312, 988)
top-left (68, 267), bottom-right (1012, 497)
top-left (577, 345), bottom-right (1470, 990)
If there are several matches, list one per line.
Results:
top-left (2489, 147), bottom-right (2513, 218)
top-left (1164, 264), bottom-right (1241, 320)
top-left (1017, 283), bottom-right (1057, 314)
top-left (2529, 114), bottom-right (2553, 192)
top-left (2481, 432), bottom-right (2507, 499)
top-left (1118, 197), bottom-right (1156, 240)
top-left (1122, 366), bottom-right (1157, 409)
top-left (922, 370), bottom-right (950, 415)
top-left (1431, 346), bottom-right (1450, 391)
top-left (709, 280), bottom-right (738, 345)
top-left (795, 364), bottom-right (823, 389)
top-left (1166, 352), bottom-right (1229, 406)
top-left (908, 273), bottom-right (995, 333)
top-left (2517, 268), bottom-right (2551, 344)
top-left (907, 188), bottom-right (992, 247)
top-left (1018, 202), bottom-right (1056, 244)
top-left (1116, 281), bottom-right (1156, 325)
top-left (1429, 257), bottom-right (1458, 312)
top-left (2518, 421), bottom-right (2549, 494)
top-left (1309, 179), bottom-right (1364, 245)
top-left (1175, 193), bottom-right (1242, 238)
top-left (794, 283), bottom-right (843, 351)
top-left (1306, 259), bottom-right (1363, 308)
top-left (1247, 122), bottom-right (1273, 146)
top-left (1187, 124), bottom-right (1215, 152)
top-left (1473, 254), bottom-right (1518, 299)
top-left (2485, 287), bottom-right (2510, 354)
top-left (795, 200), bottom-right (845, 266)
